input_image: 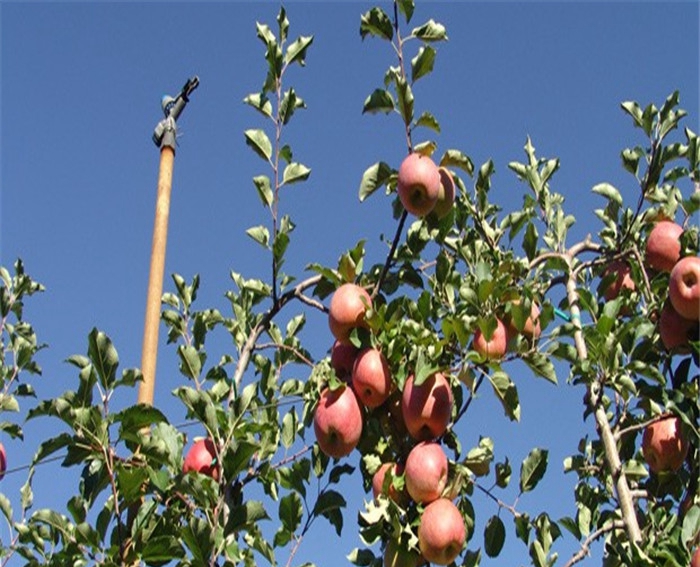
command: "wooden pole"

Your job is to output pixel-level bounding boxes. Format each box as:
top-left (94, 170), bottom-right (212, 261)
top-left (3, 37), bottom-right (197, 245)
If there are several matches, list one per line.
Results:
top-left (138, 145), bottom-right (175, 406)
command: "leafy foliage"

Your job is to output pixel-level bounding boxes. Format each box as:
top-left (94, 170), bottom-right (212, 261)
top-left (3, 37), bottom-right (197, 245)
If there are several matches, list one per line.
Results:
top-left (1, 2), bottom-right (699, 567)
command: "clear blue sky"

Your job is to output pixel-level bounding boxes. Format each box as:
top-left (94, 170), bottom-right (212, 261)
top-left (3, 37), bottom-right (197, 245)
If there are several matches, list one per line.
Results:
top-left (1, 1), bottom-right (698, 566)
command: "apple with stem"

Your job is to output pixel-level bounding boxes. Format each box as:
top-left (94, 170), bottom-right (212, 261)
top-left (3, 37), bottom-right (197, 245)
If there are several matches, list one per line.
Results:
top-left (183, 438), bottom-right (220, 480)
top-left (402, 372), bottom-right (453, 441)
top-left (506, 299), bottom-right (541, 340)
top-left (645, 220), bottom-right (683, 273)
top-left (430, 167), bottom-right (456, 220)
top-left (473, 318), bottom-right (508, 360)
top-left (658, 302), bottom-right (697, 353)
top-left (418, 498), bottom-right (466, 565)
top-left (328, 283), bottom-right (372, 344)
top-left (405, 441), bottom-right (448, 504)
top-left (601, 260), bottom-right (635, 301)
top-left (314, 385), bottom-right (363, 459)
top-left (372, 461), bottom-right (406, 504)
top-left (641, 415), bottom-right (688, 474)
top-left (669, 256), bottom-right (700, 321)
top-left (352, 347), bottom-right (392, 408)
top-left (330, 339), bottom-right (358, 382)
top-left (397, 153), bottom-right (441, 217)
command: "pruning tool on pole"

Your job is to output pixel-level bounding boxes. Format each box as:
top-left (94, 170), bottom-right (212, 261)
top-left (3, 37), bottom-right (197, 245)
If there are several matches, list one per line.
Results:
top-left (138, 76), bottom-right (199, 407)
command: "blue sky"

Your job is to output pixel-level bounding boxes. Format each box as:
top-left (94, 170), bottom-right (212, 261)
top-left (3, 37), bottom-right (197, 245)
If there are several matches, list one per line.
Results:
top-left (1, 1), bottom-right (699, 566)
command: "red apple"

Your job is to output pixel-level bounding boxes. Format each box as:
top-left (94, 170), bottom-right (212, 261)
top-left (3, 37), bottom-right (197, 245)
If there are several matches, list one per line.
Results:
top-left (658, 302), bottom-right (697, 353)
top-left (645, 221), bottom-right (683, 273)
top-left (601, 260), bottom-right (635, 301)
top-left (669, 256), bottom-right (700, 321)
top-left (330, 340), bottom-right (358, 382)
top-left (397, 153), bottom-right (441, 217)
top-left (0, 442), bottom-right (6, 481)
top-left (384, 538), bottom-right (421, 567)
top-left (314, 385), bottom-right (363, 459)
top-left (641, 415), bottom-right (689, 474)
top-left (372, 461), bottom-right (406, 503)
top-left (431, 167), bottom-right (456, 219)
top-left (405, 441), bottom-right (448, 504)
top-left (402, 372), bottom-right (453, 441)
top-left (352, 348), bottom-right (392, 408)
top-left (328, 283), bottom-right (372, 343)
top-left (691, 547), bottom-right (700, 567)
top-left (418, 498), bottom-right (466, 565)
top-left (472, 319), bottom-right (508, 360)
top-left (183, 438), bottom-right (220, 480)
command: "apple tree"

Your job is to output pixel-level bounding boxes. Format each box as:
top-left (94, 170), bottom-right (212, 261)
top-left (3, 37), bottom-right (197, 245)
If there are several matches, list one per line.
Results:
top-left (1, 2), bottom-right (699, 566)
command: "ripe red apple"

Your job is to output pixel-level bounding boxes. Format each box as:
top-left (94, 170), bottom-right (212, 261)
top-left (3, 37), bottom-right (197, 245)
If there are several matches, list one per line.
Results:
top-left (658, 302), bottom-right (697, 353)
top-left (183, 438), bottom-right (220, 480)
top-left (418, 498), bottom-right (466, 566)
top-left (405, 441), bottom-right (448, 504)
top-left (601, 260), bottom-right (635, 301)
top-left (506, 300), bottom-right (541, 340)
top-left (372, 461), bottom-right (406, 503)
top-left (691, 547), bottom-right (700, 567)
top-left (669, 256), bottom-right (700, 321)
top-left (328, 283), bottom-right (372, 344)
top-left (645, 221), bottom-right (683, 273)
top-left (0, 442), bottom-right (6, 481)
top-left (383, 538), bottom-right (421, 567)
top-left (402, 372), bottom-right (453, 441)
top-left (397, 153), bottom-right (441, 217)
top-left (431, 167), bottom-right (456, 219)
top-left (314, 385), bottom-right (363, 459)
top-left (330, 340), bottom-right (358, 382)
top-left (472, 319), bottom-right (508, 360)
top-left (352, 348), bottom-right (392, 408)
top-left (641, 415), bottom-right (689, 474)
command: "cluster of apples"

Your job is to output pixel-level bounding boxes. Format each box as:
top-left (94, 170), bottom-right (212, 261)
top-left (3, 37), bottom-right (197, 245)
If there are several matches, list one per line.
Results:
top-left (314, 282), bottom-right (465, 566)
top-left (603, 220), bottom-right (700, 352)
top-left (599, 220), bottom-right (699, 478)
top-left (396, 153), bottom-right (456, 220)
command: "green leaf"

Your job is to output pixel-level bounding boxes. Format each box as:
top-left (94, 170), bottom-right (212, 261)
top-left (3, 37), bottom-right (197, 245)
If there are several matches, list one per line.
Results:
top-left (360, 7), bottom-right (393, 41)
top-left (484, 515), bottom-right (506, 557)
top-left (177, 344), bottom-right (202, 380)
top-left (520, 448), bottom-right (548, 493)
top-left (358, 161), bottom-right (393, 202)
top-left (362, 89), bottom-right (395, 114)
top-left (397, 0), bottom-right (415, 23)
top-left (282, 162), bottom-right (311, 185)
top-left (281, 409), bottom-right (297, 448)
top-left (415, 111), bottom-right (441, 133)
top-left (280, 88), bottom-right (306, 125)
top-left (488, 371), bottom-right (520, 422)
top-left (395, 77), bottom-right (414, 126)
top-left (279, 492), bottom-right (303, 533)
top-left (87, 328), bottom-right (118, 390)
top-left (523, 352), bottom-right (558, 384)
top-left (682, 505), bottom-right (700, 546)
top-left (244, 129), bottom-right (273, 163)
top-left (591, 182), bottom-right (622, 206)
top-left (0, 493), bottom-right (13, 524)
top-left (243, 92), bottom-right (273, 119)
top-left (115, 404), bottom-right (168, 442)
top-left (411, 19), bottom-right (448, 42)
top-left (253, 175), bottom-right (273, 208)
top-left (246, 225), bottom-right (270, 249)
top-left (440, 149), bottom-right (474, 175)
top-left (411, 45), bottom-right (436, 83)
top-left (285, 35), bottom-right (313, 66)
top-left (313, 490), bottom-right (346, 535)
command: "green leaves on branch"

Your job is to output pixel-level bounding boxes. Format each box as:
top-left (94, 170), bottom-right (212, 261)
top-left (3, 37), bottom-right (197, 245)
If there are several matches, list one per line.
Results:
top-left (360, 7), bottom-right (393, 41)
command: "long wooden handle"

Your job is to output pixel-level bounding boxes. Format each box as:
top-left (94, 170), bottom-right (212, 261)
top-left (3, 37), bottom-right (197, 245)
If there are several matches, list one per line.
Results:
top-left (138, 146), bottom-right (175, 406)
